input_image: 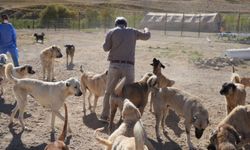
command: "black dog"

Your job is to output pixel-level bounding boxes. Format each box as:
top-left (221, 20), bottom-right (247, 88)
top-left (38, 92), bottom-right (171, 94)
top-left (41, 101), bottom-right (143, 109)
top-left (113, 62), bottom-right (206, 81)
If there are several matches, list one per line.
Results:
top-left (34, 32), bottom-right (45, 43)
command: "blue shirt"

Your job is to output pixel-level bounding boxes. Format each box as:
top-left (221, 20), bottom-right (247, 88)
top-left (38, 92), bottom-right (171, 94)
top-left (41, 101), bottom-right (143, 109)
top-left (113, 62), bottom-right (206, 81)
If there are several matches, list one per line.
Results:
top-left (0, 23), bottom-right (17, 49)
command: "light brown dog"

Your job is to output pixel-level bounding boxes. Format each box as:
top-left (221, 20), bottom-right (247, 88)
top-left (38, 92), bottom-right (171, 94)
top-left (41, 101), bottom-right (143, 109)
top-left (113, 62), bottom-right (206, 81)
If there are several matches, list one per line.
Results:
top-left (80, 65), bottom-right (108, 115)
top-left (40, 45), bottom-right (63, 81)
top-left (149, 58), bottom-right (175, 112)
top-left (109, 72), bottom-right (156, 130)
top-left (64, 45), bottom-right (75, 66)
top-left (95, 99), bottom-right (154, 150)
top-left (231, 66), bottom-right (250, 87)
top-left (151, 86), bottom-right (209, 150)
top-left (44, 103), bottom-right (69, 150)
top-left (220, 81), bottom-right (246, 115)
top-left (208, 105), bottom-right (250, 150)
top-left (6, 63), bottom-right (82, 132)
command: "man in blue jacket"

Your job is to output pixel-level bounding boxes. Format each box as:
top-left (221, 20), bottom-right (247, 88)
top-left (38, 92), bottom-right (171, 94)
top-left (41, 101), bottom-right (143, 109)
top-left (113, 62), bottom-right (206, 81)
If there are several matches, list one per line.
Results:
top-left (0, 14), bottom-right (19, 66)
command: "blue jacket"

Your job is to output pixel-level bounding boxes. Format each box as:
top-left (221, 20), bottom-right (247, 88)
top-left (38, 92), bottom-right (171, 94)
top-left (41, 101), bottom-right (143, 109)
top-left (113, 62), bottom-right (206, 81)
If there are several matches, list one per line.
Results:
top-left (0, 23), bottom-right (17, 49)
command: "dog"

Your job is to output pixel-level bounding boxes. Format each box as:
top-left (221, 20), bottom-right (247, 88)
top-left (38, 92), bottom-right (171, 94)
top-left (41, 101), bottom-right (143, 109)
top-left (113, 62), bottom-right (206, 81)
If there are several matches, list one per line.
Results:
top-left (0, 64), bottom-right (35, 96)
top-left (207, 105), bottom-right (250, 150)
top-left (34, 32), bottom-right (45, 43)
top-left (5, 63), bottom-right (82, 132)
top-left (40, 45), bottom-right (63, 81)
top-left (149, 58), bottom-right (175, 113)
top-left (151, 85), bottom-right (209, 150)
top-left (80, 65), bottom-right (108, 115)
top-left (220, 82), bottom-right (246, 115)
top-left (44, 103), bottom-right (69, 150)
top-left (95, 99), bottom-right (155, 150)
top-left (231, 66), bottom-right (250, 88)
top-left (109, 72), bottom-right (157, 130)
top-left (0, 54), bottom-right (8, 64)
top-left (64, 45), bottom-right (75, 66)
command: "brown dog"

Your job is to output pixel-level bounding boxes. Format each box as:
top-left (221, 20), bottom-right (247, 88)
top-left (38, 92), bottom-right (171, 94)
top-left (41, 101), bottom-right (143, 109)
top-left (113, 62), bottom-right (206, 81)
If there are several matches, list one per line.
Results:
top-left (208, 105), bottom-right (250, 150)
top-left (149, 58), bottom-right (175, 112)
top-left (80, 65), bottom-right (108, 115)
top-left (64, 45), bottom-right (75, 66)
top-left (109, 72), bottom-right (156, 130)
top-left (95, 99), bottom-right (155, 150)
top-left (151, 85), bottom-right (209, 150)
top-left (44, 103), bottom-right (69, 150)
top-left (221, 69), bottom-right (246, 115)
top-left (231, 66), bottom-right (250, 88)
top-left (40, 45), bottom-right (63, 81)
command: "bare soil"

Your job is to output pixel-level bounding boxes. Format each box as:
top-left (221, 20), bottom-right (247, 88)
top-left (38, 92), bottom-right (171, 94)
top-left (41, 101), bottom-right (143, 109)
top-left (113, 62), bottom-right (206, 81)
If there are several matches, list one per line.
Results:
top-left (0, 29), bottom-right (250, 150)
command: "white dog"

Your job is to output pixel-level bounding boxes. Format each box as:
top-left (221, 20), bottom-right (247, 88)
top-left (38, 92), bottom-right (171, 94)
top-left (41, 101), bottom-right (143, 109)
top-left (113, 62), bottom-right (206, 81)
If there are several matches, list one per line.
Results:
top-left (5, 63), bottom-right (82, 132)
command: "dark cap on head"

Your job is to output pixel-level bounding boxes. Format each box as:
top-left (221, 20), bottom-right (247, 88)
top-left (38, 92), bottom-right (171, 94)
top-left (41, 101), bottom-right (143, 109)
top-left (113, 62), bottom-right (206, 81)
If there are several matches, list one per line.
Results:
top-left (1, 14), bottom-right (8, 20)
top-left (115, 17), bottom-right (127, 27)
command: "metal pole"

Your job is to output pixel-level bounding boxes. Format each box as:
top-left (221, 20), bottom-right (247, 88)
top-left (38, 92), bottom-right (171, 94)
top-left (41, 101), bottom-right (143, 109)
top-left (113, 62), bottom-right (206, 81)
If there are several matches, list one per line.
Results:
top-left (78, 11), bottom-right (81, 31)
top-left (181, 12), bottom-right (184, 37)
top-left (32, 12), bottom-right (35, 30)
top-left (164, 13), bottom-right (167, 36)
top-left (198, 13), bottom-right (201, 38)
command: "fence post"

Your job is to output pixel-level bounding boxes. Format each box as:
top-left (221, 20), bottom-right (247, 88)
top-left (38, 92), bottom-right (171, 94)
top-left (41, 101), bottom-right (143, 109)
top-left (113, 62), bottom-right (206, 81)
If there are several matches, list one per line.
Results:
top-left (78, 11), bottom-right (81, 31)
top-left (181, 12), bottom-right (184, 37)
top-left (198, 13), bottom-right (201, 38)
top-left (133, 12), bottom-right (136, 28)
top-left (236, 12), bottom-right (241, 33)
top-left (32, 11), bottom-right (35, 30)
top-left (164, 13), bottom-right (167, 36)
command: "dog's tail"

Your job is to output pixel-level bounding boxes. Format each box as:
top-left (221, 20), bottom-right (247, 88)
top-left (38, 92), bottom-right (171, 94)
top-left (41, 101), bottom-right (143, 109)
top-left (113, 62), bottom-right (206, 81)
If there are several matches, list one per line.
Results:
top-left (114, 77), bottom-right (126, 97)
top-left (133, 121), bottom-right (146, 150)
top-left (58, 103), bottom-right (68, 141)
top-left (94, 127), bottom-right (112, 149)
top-left (5, 63), bottom-right (18, 83)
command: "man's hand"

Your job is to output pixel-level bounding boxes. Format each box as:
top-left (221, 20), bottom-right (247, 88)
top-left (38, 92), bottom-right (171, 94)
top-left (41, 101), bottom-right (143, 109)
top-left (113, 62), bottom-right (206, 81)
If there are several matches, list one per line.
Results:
top-left (144, 27), bottom-right (149, 32)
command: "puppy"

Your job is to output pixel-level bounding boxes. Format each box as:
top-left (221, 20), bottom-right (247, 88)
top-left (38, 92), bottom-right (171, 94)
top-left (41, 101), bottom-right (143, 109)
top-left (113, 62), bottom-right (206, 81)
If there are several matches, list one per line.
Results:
top-left (109, 72), bottom-right (156, 130)
top-left (44, 103), bottom-right (69, 150)
top-left (95, 99), bottom-right (155, 150)
top-left (208, 105), bottom-right (250, 150)
top-left (5, 63), bottom-right (82, 132)
top-left (64, 45), bottom-right (75, 66)
top-left (40, 45), bottom-right (63, 81)
top-left (151, 86), bottom-right (209, 150)
top-left (149, 58), bottom-right (175, 112)
top-left (0, 54), bottom-right (8, 64)
top-left (34, 32), bottom-right (45, 43)
top-left (220, 82), bottom-right (246, 115)
top-left (80, 65), bottom-right (108, 115)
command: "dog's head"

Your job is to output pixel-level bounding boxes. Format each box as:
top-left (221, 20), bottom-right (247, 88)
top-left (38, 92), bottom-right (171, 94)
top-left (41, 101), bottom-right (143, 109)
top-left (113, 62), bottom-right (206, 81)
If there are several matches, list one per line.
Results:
top-left (220, 82), bottom-right (236, 96)
top-left (207, 124), bottom-right (240, 150)
top-left (122, 99), bottom-right (141, 123)
top-left (150, 58), bottom-right (165, 74)
top-left (33, 33), bottom-right (38, 37)
top-left (51, 45), bottom-right (63, 58)
top-left (192, 109), bottom-right (209, 139)
top-left (14, 64), bottom-right (36, 78)
top-left (64, 44), bottom-right (74, 49)
top-left (41, 32), bottom-right (45, 36)
top-left (65, 78), bottom-right (82, 96)
top-left (0, 54), bottom-right (8, 64)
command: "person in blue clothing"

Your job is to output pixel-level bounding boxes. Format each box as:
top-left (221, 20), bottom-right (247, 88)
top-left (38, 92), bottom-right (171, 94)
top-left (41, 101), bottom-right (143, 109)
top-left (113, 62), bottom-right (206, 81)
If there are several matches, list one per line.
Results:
top-left (0, 14), bottom-right (19, 66)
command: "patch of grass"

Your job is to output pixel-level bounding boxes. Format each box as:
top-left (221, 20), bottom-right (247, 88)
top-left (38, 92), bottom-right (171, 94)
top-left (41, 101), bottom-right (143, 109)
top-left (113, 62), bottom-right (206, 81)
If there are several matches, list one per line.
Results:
top-left (188, 50), bottom-right (203, 62)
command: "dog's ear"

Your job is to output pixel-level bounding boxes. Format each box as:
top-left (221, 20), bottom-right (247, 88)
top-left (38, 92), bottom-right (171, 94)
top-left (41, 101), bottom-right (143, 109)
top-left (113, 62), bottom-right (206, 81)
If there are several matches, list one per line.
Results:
top-left (135, 107), bottom-right (141, 119)
top-left (105, 70), bottom-right (108, 75)
top-left (224, 124), bottom-right (241, 144)
top-left (66, 82), bottom-right (70, 87)
top-left (160, 63), bottom-right (165, 69)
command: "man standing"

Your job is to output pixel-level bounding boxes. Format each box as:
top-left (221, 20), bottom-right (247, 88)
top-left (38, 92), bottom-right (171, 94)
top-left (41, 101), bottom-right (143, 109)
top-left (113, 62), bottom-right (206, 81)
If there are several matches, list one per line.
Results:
top-left (0, 14), bottom-right (19, 66)
top-left (99, 17), bottom-right (151, 122)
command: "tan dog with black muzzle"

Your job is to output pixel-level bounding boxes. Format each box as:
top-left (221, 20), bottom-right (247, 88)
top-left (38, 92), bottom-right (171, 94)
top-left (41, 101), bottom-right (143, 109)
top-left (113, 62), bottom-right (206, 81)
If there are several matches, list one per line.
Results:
top-left (95, 99), bottom-right (155, 150)
top-left (80, 65), bottom-right (108, 115)
top-left (149, 58), bottom-right (175, 113)
top-left (207, 105), bottom-right (250, 150)
top-left (151, 85), bottom-right (209, 150)
top-left (40, 45), bottom-right (63, 81)
top-left (64, 44), bottom-right (75, 67)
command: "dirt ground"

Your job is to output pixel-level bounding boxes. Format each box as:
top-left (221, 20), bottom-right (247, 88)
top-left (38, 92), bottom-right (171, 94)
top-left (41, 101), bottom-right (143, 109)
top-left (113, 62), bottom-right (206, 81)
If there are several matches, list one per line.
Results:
top-left (0, 29), bottom-right (250, 150)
